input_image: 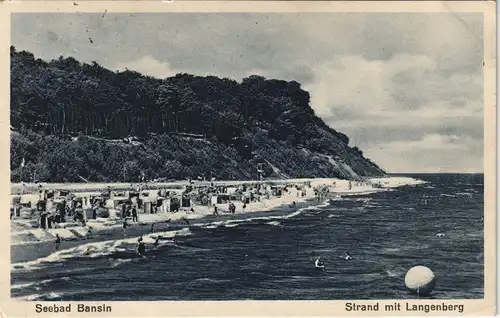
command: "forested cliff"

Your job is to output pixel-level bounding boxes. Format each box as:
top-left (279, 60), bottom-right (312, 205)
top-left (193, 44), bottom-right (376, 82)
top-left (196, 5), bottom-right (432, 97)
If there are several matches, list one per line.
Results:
top-left (10, 47), bottom-right (386, 182)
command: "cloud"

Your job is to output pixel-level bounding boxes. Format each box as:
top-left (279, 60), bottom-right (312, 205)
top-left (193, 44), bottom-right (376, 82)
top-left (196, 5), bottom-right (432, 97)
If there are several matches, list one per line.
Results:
top-left (114, 56), bottom-right (178, 79)
top-left (364, 134), bottom-right (482, 173)
top-left (302, 51), bottom-right (482, 172)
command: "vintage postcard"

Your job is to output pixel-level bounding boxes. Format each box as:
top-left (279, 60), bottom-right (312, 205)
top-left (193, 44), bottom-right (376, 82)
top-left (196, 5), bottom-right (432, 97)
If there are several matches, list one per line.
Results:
top-left (0, 0), bottom-right (496, 317)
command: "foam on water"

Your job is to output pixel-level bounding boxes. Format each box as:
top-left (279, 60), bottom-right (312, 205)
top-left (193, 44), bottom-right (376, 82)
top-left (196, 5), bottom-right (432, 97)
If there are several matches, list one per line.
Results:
top-left (11, 277), bottom-right (71, 291)
top-left (266, 221), bottom-right (281, 226)
top-left (464, 188), bottom-right (477, 192)
top-left (11, 228), bottom-right (192, 271)
top-left (455, 192), bottom-right (473, 197)
top-left (11, 174), bottom-right (484, 301)
top-left (203, 225), bottom-right (219, 229)
top-left (13, 291), bottom-right (64, 301)
top-left (109, 258), bottom-right (134, 268)
top-left (196, 201), bottom-right (331, 229)
top-left (386, 269), bottom-right (404, 278)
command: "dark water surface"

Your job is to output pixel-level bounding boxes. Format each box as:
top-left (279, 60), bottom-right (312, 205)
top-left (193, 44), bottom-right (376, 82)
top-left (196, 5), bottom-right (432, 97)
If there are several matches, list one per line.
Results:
top-left (11, 174), bottom-right (484, 300)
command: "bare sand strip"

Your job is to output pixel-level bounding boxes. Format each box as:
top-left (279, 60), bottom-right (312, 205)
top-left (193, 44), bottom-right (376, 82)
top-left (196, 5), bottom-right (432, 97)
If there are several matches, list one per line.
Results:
top-left (10, 176), bottom-right (424, 194)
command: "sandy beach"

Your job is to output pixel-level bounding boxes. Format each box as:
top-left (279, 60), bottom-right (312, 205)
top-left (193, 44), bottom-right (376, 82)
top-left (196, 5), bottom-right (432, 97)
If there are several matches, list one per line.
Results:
top-left (11, 176), bottom-right (425, 264)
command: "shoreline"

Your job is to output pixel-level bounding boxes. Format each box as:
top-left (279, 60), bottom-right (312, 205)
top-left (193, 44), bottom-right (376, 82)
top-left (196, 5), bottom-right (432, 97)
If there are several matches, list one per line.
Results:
top-left (10, 176), bottom-right (419, 194)
top-left (11, 176), bottom-right (426, 264)
top-left (11, 198), bottom-right (321, 264)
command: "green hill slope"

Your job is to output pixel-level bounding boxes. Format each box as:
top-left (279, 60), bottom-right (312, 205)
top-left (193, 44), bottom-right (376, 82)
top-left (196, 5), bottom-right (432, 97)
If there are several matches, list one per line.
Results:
top-left (10, 47), bottom-right (385, 182)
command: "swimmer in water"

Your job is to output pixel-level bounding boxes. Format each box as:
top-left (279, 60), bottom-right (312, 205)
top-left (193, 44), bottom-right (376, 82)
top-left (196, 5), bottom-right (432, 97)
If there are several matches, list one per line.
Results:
top-left (136, 236), bottom-right (146, 256)
top-left (123, 219), bottom-right (128, 236)
top-left (55, 234), bottom-right (61, 251)
top-left (84, 246), bottom-right (96, 255)
top-left (86, 227), bottom-right (93, 239)
top-left (181, 216), bottom-right (190, 225)
top-left (344, 252), bottom-right (352, 260)
top-left (314, 256), bottom-right (325, 270)
top-left (153, 237), bottom-right (160, 249)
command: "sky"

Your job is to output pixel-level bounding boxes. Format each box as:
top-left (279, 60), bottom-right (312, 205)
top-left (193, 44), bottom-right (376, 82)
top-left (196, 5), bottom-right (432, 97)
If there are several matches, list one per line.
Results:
top-left (11, 12), bottom-right (484, 173)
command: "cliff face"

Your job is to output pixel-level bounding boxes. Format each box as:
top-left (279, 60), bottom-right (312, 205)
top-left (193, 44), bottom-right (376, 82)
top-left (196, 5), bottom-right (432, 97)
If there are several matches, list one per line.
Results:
top-left (10, 47), bottom-right (386, 182)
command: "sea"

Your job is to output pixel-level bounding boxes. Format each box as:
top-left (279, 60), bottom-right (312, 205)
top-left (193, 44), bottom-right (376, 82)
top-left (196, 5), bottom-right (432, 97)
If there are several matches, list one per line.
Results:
top-left (11, 174), bottom-right (484, 301)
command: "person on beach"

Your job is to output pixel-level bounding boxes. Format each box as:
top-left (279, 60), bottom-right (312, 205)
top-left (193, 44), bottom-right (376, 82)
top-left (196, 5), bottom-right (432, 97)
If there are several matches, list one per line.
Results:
top-left (242, 203), bottom-right (246, 213)
top-left (132, 206), bottom-right (138, 222)
top-left (123, 218), bottom-right (129, 235)
top-left (150, 223), bottom-right (155, 233)
top-left (136, 236), bottom-right (146, 257)
top-left (213, 204), bottom-right (219, 216)
top-left (181, 216), bottom-right (190, 225)
top-left (55, 234), bottom-right (61, 251)
top-left (121, 204), bottom-right (126, 219)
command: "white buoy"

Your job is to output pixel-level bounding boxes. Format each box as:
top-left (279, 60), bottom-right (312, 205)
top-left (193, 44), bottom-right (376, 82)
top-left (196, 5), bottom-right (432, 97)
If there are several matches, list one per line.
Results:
top-left (404, 266), bottom-right (436, 296)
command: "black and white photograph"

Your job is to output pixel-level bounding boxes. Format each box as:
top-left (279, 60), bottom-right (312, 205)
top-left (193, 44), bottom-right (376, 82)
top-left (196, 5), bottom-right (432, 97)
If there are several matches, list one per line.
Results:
top-left (4, 1), bottom-right (496, 315)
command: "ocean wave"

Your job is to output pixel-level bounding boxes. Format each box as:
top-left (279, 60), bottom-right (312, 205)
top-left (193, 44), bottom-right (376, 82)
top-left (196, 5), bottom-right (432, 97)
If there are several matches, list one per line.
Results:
top-left (265, 221), bottom-right (281, 227)
top-left (202, 225), bottom-right (219, 229)
top-left (381, 244), bottom-right (429, 253)
top-left (11, 277), bottom-right (71, 291)
top-left (440, 192), bottom-right (475, 198)
top-left (464, 188), bottom-right (478, 192)
top-left (181, 202), bottom-right (330, 232)
top-left (188, 277), bottom-right (232, 285)
top-left (13, 291), bottom-right (64, 301)
top-left (11, 228), bottom-right (192, 272)
top-left (200, 219), bottom-right (244, 229)
top-left (109, 258), bottom-right (134, 268)
top-left (382, 247), bottom-right (401, 253)
top-left (386, 269), bottom-right (405, 278)
top-left (341, 190), bottom-right (384, 197)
